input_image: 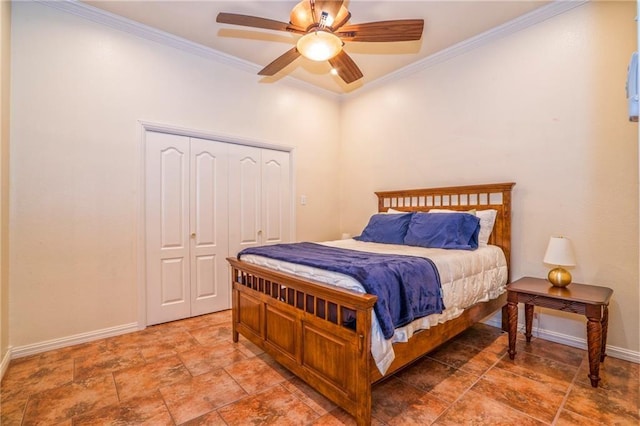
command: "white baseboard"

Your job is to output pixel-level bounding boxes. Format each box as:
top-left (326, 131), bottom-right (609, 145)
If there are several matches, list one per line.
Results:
top-left (6, 318), bottom-right (639, 366)
top-left (10, 322), bottom-right (140, 360)
top-left (1, 347), bottom-right (11, 380)
top-left (483, 317), bottom-right (640, 364)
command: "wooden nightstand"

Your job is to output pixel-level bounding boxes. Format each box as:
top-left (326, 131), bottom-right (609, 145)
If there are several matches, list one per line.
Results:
top-left (506, 276), bottom-right (613, 388)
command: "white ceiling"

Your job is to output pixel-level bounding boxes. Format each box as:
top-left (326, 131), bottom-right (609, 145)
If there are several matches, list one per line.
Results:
top-left (82, 1), bottom-right (554, 94)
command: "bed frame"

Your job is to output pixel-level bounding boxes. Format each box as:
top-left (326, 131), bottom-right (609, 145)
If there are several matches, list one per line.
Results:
top-left (227, 182), bottom-right (515, 425)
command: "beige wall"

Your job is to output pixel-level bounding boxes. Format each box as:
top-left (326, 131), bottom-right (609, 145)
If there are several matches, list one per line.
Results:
top-left (9, 2), bottom-right (341, 348)
top-left (8, 1), bottom-right (640, 360)
top-left (341, 1), bottom-right (639, 355)
top-left (0, 0), bottom-right (10, 370)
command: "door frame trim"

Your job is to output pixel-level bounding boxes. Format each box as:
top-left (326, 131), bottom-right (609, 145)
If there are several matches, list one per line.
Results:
top-left (137, 120), bottom-right (296, 329)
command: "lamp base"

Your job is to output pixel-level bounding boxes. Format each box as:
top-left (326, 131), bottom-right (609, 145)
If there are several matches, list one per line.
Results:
top-left (548, 267), bottom-right (572, 287)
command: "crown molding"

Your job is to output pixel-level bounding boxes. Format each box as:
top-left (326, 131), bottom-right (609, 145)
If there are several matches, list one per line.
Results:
top-left (37, 0), bottom-right (340, 100)
top-left (347, 0), bottom-right (589, 98)
top-left (38, 0), bottom-right (586, 99)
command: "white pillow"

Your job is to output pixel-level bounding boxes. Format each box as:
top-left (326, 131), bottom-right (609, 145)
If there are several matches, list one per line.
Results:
top-left (386, 208), bottom-right (406, 214)
top-left (429, 208), bottom-right (497, 246)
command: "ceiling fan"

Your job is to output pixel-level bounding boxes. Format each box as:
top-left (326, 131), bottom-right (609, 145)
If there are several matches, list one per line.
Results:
top-left (216, 0), bottom-right (424, 84)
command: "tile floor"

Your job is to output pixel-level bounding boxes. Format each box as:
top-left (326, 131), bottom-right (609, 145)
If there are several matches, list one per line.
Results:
top-left (1, 310), bottom-right (638, 425)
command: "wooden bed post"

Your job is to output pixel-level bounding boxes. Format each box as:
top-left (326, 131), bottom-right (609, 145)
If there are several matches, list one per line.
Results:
top-left (231, 266), bottom-right (240, 343)
top-left (355, 304), bottom-right (373, 425)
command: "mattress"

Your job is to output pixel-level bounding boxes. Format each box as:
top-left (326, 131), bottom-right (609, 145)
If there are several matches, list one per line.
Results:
top-left (239, 239), bottom-right (508, 375)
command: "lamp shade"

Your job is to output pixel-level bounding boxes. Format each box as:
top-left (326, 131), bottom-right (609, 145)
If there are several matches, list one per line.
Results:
top-left (543, 236), bottom-right (576, 267)
top-left (296, 30), bottom-right (343, 61)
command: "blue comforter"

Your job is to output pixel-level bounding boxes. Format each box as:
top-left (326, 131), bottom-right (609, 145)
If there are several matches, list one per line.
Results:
top-left (239, 242), bottom-right (444, 339)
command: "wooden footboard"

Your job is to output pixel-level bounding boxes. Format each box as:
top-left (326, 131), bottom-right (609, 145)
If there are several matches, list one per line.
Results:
top-left (228, 257), bottom-right (377, 424)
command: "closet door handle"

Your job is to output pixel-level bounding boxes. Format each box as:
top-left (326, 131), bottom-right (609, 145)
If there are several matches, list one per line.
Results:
top-left (190, 232), bottom-right (196, 238)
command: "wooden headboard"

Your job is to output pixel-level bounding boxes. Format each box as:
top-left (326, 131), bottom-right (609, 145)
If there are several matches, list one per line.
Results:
top-left (375, 183), bottom-right (516, 275)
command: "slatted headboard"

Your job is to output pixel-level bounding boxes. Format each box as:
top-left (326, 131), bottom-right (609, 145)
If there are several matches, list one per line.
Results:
top-left (375, 183), bottom-right (515, 274)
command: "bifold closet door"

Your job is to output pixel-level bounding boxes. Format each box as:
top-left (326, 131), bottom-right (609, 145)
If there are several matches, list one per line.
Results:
top-left (228, 144), bottom-right (291, 256)
top-left (189, 138), bottom-right (230, 317)
top-left (145, 132), bottom-right (229, 325)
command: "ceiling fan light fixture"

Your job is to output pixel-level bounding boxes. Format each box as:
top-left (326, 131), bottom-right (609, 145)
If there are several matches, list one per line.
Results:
top-left (296, 30), bottom-right (343, 62)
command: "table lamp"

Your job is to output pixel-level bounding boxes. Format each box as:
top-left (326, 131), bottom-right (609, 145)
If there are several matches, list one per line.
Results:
top-left (543, 236), bottom-right (576, 287)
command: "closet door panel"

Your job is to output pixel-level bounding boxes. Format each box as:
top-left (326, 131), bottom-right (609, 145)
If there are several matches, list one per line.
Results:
top-left (262, 150), bottom-right (291, 245)
top-left (146, 132), bottom-right (191, 325)
top-left (160, 258), bottom-right (187, 303)
top-left (190, 138), bottom-right (230, 315)
top-left (229, 145), bottom-right (262, 256)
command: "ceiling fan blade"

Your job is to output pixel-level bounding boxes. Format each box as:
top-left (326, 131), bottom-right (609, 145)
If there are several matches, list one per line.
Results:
top-left (336, 19), bottom-right (424, 42)
top-left (258, 48), bottom-right (302, 76)
top-left (217, 13), bottom-right (305, 34)
top-left (328, 50), bottom-right (363, 84)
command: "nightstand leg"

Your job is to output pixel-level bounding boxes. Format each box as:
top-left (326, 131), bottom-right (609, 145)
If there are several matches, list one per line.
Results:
top-left (507, 301), bottom-right (518, 360)
top-left (586, 316), bottom-right (603, 387)
top-left (501, 305), bottom-right (509, 332)
top-left (524, 304), bottom-right (534, 343)
top-left (600, 305), bottom-right (609, 362)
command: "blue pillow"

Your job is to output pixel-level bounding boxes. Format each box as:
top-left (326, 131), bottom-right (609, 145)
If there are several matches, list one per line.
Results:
top-left (354, 212), bottom-right (414, 244)
top-left (404, 213), bottom-right (480, 250)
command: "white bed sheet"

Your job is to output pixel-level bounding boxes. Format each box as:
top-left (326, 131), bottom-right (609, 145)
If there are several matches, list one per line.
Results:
top-left (239, 239), bottom-right (508, 375)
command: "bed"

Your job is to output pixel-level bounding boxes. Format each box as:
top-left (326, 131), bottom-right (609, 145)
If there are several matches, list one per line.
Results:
top-left (227, 182), bottom-right (515, 425)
